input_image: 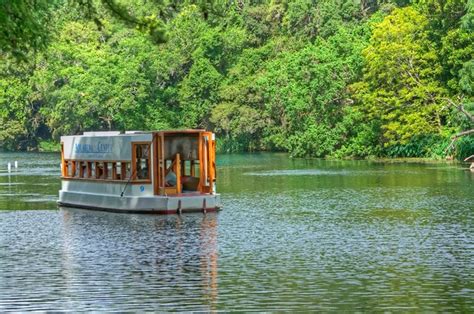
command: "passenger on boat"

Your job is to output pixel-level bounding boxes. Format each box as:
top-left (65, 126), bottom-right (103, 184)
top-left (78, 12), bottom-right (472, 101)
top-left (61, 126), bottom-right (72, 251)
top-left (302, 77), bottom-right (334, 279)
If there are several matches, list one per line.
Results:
top-left (137, 163), bottom-right (149, 179)
top-left (96, 164), bottom-right (104, 178)
top-left (165, 170), bottom-right (177, 186)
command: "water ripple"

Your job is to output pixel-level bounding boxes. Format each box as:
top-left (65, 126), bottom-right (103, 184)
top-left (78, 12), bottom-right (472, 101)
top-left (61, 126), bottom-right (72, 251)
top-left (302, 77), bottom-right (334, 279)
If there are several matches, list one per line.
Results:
top-left (0, 153), bottom-right (473, 311)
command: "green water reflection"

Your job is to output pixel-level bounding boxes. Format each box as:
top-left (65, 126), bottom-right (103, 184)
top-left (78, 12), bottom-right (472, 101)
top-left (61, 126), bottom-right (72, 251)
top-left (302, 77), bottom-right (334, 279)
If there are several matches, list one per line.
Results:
top-left (0, 152), bottom-right (473, 311)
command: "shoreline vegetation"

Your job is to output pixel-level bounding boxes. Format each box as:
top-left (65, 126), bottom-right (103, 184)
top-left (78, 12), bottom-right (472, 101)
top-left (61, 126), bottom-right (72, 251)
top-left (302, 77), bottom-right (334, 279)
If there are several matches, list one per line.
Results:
top-left (0, 1), bottom-right (473, 160)
top-left (1, 148), bottom-right (471, 168)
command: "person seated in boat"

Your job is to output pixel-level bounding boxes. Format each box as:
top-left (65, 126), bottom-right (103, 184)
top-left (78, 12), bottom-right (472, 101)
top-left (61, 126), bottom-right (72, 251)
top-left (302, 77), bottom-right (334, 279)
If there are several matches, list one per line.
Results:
top-left (140, 164), bottom-right (149, 179)
top-left (80, 162), bottom-right (87, 178)
top-left (165, 170), bottom-right (177, 187)
top-left (137, 162), bottom-right (149, 179)
top-left (96, 164), bottom-right (104, 178)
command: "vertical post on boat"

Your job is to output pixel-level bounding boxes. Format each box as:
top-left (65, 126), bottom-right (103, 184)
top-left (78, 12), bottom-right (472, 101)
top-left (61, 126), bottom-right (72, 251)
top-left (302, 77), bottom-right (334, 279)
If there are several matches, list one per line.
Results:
top-left (198, 134), bottom-right (203, 192)
top-left (61, 143), bottom-right (66, 177)
top-left (120, 162), bottom-right (126, 180)
top-left (210, 133), bottom-right (216, 194)
top-left (176, 153), bottom-right (181, 194)
top-left (7, 162), bottom-right (11, 173)
top-left (72, 161), bottom-right (77, 178)
top-left (203, 135), bottom-right (209, 188)
top-left (14, 161), bottom-right (18, 169)
top-left (161, 134), bottom-right (166, 195)
top-left (191, 160), bottom-right (195, 177)
top-left (158, 132), bottom-right (165, 195)
top-left (153, 132), bottom-right (159, 195)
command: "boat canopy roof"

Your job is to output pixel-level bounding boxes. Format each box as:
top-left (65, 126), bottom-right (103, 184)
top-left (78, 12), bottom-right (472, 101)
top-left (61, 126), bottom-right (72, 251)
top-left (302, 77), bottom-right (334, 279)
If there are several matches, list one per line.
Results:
top-left (75, 129), bottom-right (207, 137)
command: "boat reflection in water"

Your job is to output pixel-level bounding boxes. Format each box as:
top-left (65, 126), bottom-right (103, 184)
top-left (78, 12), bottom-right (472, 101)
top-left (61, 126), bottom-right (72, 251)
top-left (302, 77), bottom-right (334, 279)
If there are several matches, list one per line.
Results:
top-left (59, 207), bottom-right (219, 311)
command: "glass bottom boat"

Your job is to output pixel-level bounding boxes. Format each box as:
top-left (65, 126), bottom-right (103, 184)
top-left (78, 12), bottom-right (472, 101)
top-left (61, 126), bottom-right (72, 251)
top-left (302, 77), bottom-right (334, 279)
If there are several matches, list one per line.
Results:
top-left (58, 130), bottom-right (220, 214)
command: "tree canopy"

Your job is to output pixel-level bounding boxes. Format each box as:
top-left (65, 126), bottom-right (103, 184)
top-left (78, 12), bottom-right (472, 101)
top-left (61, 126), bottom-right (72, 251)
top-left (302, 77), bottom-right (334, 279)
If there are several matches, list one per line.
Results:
top-left (0, 0), bottom-right (473, 159)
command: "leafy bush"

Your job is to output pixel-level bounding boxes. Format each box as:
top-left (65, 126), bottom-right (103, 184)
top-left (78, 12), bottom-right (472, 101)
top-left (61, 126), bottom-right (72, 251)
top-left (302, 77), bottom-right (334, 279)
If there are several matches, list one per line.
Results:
top-left (384, 135), bottom-right (450, 159)
top-left (454, 136), bottom-right (474, 160)
top-left (38, 140), bottom-right (60, 152)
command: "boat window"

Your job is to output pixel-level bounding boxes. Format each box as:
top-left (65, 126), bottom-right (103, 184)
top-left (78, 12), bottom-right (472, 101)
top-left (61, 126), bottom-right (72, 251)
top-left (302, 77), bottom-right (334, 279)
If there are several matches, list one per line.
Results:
top-left (133, 143), bottom-right (150, 180)
top-left (79, 161), bottom-right (86, 178)
top-left (111, 162), bottom-right (117, 180)
top-left (123, 162), bottom-right (131, 179)
top-left (67, 160), bottom-right (75, 177)
top-left (95, 162), bottom-right (102, 179)
top-left (65, 161), bottom-right (70, 177)
top-left (87, 162), bottom-right (93, 178)
top-left (118, 162), bottom-right (129, 180)
top-left (117, 163), bottom-right (121, 179)
top-left (89, 162), bottom-right (96, 178)
top-left (103, 162), bottom-right (111, 180)
top-left (62, 159), bottom-right (134, 182)
top-left (63, 160), bottom-right (84, 178)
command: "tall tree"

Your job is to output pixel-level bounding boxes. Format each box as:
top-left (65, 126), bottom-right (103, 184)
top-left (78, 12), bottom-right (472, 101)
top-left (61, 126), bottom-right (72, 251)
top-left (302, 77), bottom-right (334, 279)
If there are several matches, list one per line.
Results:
top-left (353, 7), bottom-right (448, 152)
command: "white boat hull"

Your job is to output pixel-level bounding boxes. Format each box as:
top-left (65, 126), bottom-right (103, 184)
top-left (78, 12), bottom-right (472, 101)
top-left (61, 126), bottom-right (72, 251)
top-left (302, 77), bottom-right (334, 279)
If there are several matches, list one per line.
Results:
top-left (58, 190), bottom-right (221, 214)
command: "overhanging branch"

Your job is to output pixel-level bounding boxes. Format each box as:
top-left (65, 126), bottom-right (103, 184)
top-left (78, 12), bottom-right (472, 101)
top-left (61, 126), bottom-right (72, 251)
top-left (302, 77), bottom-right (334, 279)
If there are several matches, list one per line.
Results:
top-left (446, 128), bottom-right (474, 152)
top-left (464, 154), bottom-right (474, 162)
top-left (445, 97), bottom-right (474, 123)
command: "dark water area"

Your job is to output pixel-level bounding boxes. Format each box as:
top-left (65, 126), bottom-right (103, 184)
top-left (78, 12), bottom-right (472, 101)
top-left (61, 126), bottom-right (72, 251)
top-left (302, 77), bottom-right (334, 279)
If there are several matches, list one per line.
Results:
top-left (0, 152), bottom-right (473, 311)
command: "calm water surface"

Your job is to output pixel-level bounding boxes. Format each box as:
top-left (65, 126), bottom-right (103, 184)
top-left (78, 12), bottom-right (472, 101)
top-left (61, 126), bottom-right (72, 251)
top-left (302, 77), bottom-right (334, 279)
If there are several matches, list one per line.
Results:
top-left (0, 152), bottom-right (473, 311)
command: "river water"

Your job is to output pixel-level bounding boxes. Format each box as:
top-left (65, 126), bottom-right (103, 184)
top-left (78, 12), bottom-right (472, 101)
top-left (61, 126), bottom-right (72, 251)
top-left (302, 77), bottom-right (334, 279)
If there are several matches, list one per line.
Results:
top-left (0, 152), bottom-right (472, 311)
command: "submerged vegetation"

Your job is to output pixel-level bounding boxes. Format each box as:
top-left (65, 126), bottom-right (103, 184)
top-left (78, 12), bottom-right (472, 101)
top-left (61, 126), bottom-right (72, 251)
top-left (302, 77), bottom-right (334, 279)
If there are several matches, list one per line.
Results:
top-left (0, 0), bottom-right (473, 159)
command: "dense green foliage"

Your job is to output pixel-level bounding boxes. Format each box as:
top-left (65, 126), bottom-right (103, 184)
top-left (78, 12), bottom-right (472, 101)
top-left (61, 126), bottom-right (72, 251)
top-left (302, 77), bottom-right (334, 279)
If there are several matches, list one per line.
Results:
top-left (0, 0), bottom-right (473, 159)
